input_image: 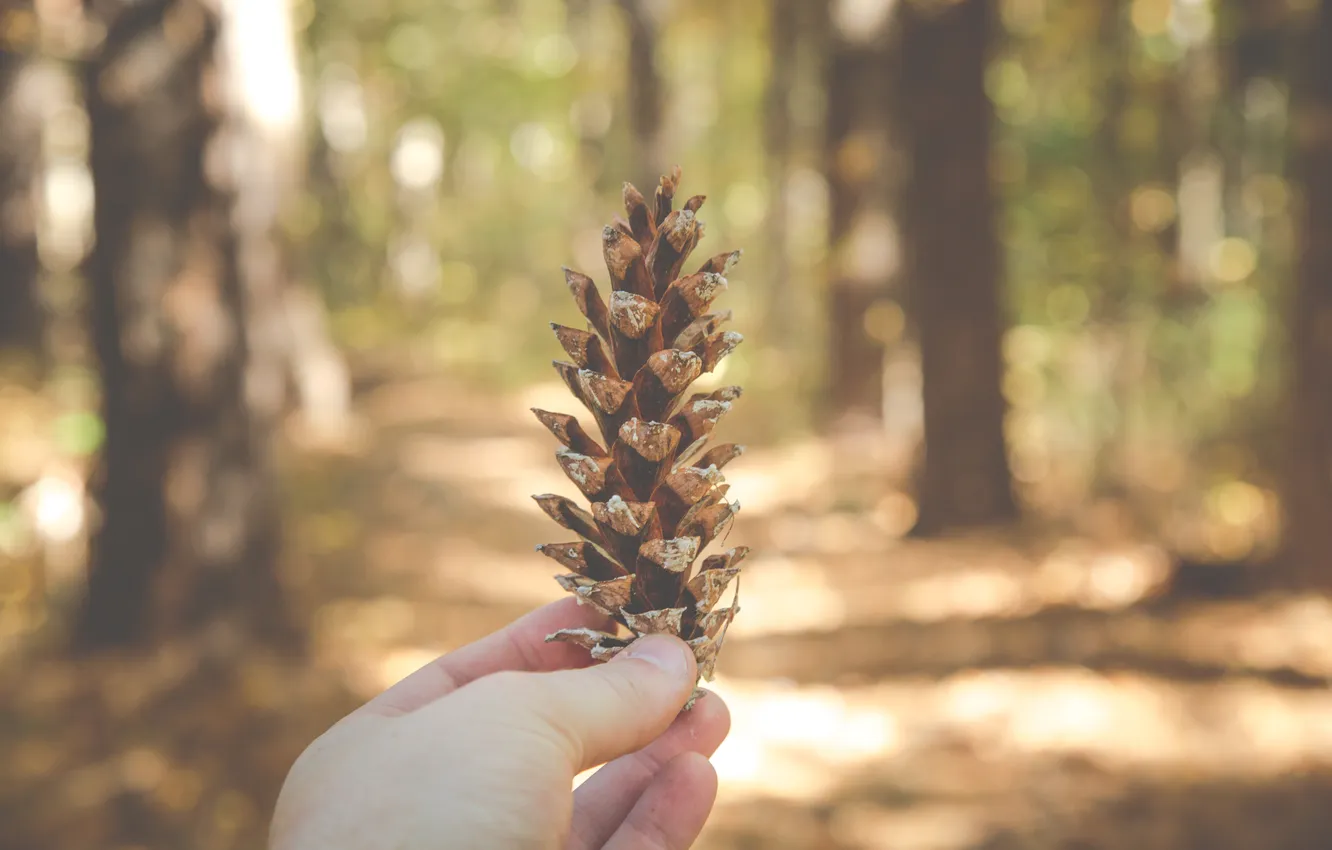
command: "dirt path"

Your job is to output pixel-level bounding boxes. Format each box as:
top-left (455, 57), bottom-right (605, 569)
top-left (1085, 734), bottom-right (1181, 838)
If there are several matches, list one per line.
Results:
top-left (5, 374), bottom-right (1332, 850)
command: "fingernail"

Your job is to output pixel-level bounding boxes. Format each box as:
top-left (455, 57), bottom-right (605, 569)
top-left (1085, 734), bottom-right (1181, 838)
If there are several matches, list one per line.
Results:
top-left (618, 634), bottom-right (692, 679)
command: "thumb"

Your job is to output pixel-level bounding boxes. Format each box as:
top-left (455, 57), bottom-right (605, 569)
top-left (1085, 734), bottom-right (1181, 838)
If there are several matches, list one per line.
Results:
top-left (469, 634), bottom-right (698, 774)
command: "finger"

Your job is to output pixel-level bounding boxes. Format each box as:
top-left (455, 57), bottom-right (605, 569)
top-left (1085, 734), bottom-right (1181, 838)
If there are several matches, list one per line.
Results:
top-left (364, 597), bottom-right (612, 716)
top-left (567, 691), bottom-right (730, 850)
top-left (602, 752), bottom-right (718, 850)
top-left (473, 634), bottom-right (697, 772)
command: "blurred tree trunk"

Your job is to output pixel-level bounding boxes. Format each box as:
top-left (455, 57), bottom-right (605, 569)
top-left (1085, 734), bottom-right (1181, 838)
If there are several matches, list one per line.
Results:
top-left (76, 0), bottom-right (297, 651)
top-left (0, 6), bottom-right (43, 362)
top-left (1220, 0), bottom-right (1289, 242)
top-left (764, 0), bottom-right (796, 343)
top-left (825, 4), bottom-right (901, 427)
top-left (1090, 0), bottom-right (1132, 506)
top-left (901, 0), bottom-right (1017, 533)
top-left (1279, 0), bottom-right (1332, 584)
top-left (221, 0), bottom-right (350, 444)
top-left (617, 0), bottom-right (665, 190)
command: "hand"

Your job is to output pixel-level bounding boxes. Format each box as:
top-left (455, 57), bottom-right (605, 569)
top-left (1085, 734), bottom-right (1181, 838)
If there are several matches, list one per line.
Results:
top-left (270, 597), bottom-right (731, 850)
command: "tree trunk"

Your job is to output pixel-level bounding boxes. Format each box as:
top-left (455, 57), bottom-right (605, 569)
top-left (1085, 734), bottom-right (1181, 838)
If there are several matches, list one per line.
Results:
top-left (1280, 0), bottom-right (1332, 584)
top-left (901, 0), bottom-right (1017, 533)
top-left (825, 5), bottom-right (901, 426)
top-left (617, 0), bottom-right (666, 191)
top-left (764, 0), bottom-right (797, 343)
top-left (1089, 0), bottom-right (1136, 508)
top-left (221, 0), bottom-right (350, 443)
top-left (76, 0), bottom-right (296, 651)
top-left (0, 7), bottom-right (43, 362)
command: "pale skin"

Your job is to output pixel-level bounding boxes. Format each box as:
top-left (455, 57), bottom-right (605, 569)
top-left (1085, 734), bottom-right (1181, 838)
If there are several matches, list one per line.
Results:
top-left (270, 597), bottom-right (732, 850)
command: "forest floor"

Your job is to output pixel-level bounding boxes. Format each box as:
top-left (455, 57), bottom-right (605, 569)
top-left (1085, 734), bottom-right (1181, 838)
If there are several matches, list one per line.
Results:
top-left (4, 372), bottom-right (1332, 850)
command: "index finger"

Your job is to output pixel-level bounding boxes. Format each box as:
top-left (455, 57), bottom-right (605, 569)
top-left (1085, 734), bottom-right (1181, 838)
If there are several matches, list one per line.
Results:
top-left (364, 597), bottom-right (613, 717)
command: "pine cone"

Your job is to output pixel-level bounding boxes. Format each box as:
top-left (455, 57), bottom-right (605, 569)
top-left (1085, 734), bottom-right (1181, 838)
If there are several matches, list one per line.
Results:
top-left (533, 167), bottom-right (748, 707)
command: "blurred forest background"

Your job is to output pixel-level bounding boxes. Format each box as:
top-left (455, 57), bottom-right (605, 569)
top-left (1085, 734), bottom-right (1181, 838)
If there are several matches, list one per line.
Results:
top-left (4, 0), bottom-right (1332, 847)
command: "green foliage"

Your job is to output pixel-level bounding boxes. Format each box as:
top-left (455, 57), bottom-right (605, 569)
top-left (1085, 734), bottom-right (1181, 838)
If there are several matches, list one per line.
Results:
top-left (292, 0), bottom-right (1300, 558)
top-left (297, 0), bottom-right (781, 401)
top-left (995, 0), bottom-right (1292, 556)
top-left (50, 411), bottom-right (103, 458)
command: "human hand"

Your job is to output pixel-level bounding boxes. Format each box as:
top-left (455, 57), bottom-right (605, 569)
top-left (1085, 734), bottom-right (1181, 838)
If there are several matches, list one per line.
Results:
top-left (270, 597), bottom-right (731, 850)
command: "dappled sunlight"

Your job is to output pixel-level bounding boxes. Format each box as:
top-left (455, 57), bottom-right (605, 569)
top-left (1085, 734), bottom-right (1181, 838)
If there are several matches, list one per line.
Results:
top-left (1173, 595), bottom-right (1332, 679)
top-left (21, 465), bottom-right (85, 545)
top-left (824, 803), bottom-right (992, 850)
top-left (517, 380), bottom-right (583, 422)
top-left (708, 667), bottom-right (1332, 811)
top-left (398, 435), bottom-right (548, 486)
top-left (1, 0), bottom-right (1327, 847)
top-left (367, 646), bottom-right (441, 694)
top-left (722, 440), bottom-right (831, 517)
top-left (394, 430), bottom-right (578, 515)
top-left (7, 362), bottom-right (1326, 848)
top-left (426, 539), bottom-right (566, 605)
top-left (0, 384), bottom-right (62, 485)
top-left (727, 556), bottom-right (848, 636)
top-left (1034, 544), bottom-right (1171, 610)
top-left (710, 677), bottom-right (904, 799)
top-left (729, 541), bottom-right (1171, 637)
top-left (221, 0), bottom-right (301, 137)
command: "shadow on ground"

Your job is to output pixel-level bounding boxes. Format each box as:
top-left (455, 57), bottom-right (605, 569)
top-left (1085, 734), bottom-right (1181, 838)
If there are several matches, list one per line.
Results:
top-left (3, 374), bottom-right (1329, 850)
